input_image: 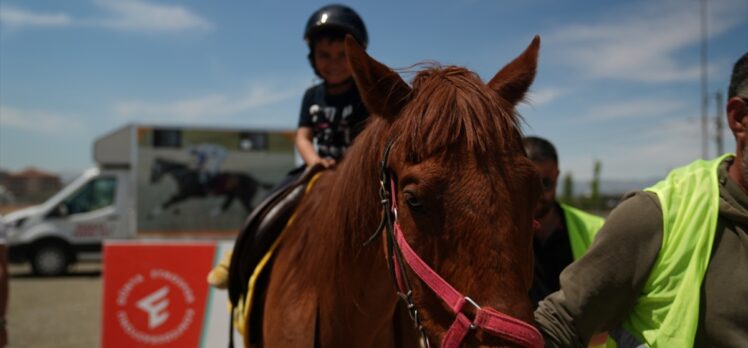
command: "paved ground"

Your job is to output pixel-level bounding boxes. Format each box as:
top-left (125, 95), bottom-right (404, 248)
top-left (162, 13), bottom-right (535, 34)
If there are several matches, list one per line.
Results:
top-left (7, 262), bottom-right (101, 348)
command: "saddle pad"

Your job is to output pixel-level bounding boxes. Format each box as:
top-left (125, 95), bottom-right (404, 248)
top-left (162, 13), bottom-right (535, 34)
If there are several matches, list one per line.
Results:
top-left (233, 173), bottom-right (322, 347)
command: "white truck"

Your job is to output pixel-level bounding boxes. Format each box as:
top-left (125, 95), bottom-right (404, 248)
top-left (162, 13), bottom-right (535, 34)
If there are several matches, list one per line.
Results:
top-left (2, 124), bottom-right (295, 276)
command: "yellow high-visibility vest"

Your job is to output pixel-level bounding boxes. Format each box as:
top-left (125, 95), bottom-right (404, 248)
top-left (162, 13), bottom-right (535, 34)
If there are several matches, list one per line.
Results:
top-left (624, 154), bottom-right (731, 347)
top-left (560, 203), bottom-right (604, 260)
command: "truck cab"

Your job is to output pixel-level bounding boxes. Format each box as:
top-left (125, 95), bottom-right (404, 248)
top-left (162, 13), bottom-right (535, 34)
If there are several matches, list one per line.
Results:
top-left (3, 167), bottom-right (131, 276)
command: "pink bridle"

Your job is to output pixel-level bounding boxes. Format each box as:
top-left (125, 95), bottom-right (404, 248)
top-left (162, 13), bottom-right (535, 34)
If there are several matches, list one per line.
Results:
top-left (370, 139), bottom-right (544, 348)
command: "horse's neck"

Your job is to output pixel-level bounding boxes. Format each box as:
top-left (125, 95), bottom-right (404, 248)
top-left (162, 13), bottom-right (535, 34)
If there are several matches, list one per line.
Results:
top-left (312, 164), bottom-right (400, 345)
top-left (314, 167), bottom-right (386, 275)
top-left (317, 232), bottom-right (398, 346)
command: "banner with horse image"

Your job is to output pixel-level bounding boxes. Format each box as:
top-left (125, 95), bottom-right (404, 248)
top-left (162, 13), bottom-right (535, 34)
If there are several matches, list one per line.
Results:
top-left (136, 128), bottom-right (295, 236)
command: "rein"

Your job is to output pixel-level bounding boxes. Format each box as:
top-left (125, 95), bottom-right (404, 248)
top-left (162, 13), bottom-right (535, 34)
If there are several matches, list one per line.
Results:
top-left (366, 138), bottom-right (544, 348)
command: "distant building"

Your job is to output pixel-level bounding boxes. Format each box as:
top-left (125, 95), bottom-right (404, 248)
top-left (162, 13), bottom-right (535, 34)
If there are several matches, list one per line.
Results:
top-left (0, 168), bottom-right (62, 203)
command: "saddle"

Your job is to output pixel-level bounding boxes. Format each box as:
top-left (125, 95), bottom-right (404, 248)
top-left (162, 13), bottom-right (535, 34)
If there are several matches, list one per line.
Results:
top-left (226, 163), bottom-right (325, 346)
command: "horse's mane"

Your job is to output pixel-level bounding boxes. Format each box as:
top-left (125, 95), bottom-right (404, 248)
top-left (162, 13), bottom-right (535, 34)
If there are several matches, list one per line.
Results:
top-left (287, 64), bottom-right (526, 304)
top-left (398, 65), bottom-right (523, 162)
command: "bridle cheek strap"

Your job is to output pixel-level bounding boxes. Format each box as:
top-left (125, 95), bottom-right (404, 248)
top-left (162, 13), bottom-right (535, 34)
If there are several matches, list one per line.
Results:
top-left (394, 223), bottom-right (464, 312)
top-left (441, 309), bottom-right (544, 348)
top-left (474, 308), bottom-right (544, 348)
top-left (393, 222), bottom-right (544, 348)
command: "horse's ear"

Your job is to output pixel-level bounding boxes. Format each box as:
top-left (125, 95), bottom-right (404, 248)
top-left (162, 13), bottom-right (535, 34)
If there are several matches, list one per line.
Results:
top-left (345, 35), bottom-right (411, 120)
top-left (487, 35), bottom-right (540, 106)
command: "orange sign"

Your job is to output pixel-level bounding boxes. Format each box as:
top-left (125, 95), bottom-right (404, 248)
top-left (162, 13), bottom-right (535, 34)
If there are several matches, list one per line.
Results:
top-left (102, 242), bottom-right (216, 348)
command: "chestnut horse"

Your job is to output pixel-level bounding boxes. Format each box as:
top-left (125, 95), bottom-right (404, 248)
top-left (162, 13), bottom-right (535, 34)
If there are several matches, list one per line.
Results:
top-left (257, 36), bottom-right (543, 347)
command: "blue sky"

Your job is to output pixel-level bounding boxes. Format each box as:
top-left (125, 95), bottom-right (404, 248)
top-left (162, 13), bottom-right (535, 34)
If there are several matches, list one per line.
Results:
top-left (0, 0), bottom-right (746, 181)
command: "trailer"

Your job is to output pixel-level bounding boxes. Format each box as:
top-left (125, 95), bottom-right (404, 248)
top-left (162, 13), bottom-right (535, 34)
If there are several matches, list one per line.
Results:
top-left (2, 124), bottom-right (296, 276)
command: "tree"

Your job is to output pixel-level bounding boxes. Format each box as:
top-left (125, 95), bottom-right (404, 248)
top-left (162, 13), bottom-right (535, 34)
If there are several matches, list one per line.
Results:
top-left (561, 172), bottom-right (574, 204)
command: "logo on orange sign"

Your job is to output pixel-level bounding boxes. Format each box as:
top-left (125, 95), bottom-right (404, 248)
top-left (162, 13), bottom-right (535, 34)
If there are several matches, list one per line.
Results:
top-left (116, 269), bottom-right (196, 345)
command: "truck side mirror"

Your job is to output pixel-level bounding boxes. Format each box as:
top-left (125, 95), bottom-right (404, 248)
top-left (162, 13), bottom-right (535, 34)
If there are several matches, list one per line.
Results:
top-left (56, 203), bottom-right (69, 217)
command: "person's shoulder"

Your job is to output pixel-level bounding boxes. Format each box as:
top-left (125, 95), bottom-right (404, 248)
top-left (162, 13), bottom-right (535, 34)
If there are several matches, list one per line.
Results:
top-left (605, 190), bottom-right (662, 232)
top-left (620, 190), bottom-right (660, 207)
top-left (301, 83), bottom-right (325, 105)
top-left (303, 83), bottom-right (325, 96)
top-left (586, 190), bottom-right (663, 263)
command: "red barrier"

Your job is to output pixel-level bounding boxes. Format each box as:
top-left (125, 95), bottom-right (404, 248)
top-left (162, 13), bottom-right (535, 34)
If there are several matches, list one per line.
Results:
top-left (101, 242), bottom-right (216, 348)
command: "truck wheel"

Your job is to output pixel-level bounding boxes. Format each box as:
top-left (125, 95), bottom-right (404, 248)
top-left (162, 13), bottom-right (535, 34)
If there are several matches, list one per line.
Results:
top-left (31, 242), bottom-right (70, 277)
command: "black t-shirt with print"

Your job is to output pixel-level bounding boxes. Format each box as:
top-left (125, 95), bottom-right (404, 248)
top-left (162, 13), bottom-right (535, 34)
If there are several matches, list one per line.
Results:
top-left (298, 83), bottom-right (370, 160)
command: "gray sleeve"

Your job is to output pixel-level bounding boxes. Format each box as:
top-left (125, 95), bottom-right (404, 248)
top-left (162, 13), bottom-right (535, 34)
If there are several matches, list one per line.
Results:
top-left (534, 191), bottom-right (664, 347)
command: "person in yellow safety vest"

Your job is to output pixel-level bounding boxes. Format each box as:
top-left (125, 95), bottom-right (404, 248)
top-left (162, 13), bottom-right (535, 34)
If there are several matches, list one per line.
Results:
top-left (523, 136), bottom-right (612, 348)
top-left (523, 136), bottom-right (605, 306)
top-left (535, 51), bottom-right (748, 348)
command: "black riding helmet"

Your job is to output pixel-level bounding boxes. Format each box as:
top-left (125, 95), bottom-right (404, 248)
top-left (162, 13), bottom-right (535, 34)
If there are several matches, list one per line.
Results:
top-left (304, 4), bottom-right (368, 76)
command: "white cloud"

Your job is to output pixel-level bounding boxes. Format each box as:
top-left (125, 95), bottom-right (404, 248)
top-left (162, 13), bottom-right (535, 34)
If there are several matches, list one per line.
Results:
top-left (601, 117), bottom-right (706, 178)
top-left (0, 6), bottom-right (72, 28)
top-left (0, 106), bottom-right (85, 134)
top-left (578, 99), bottom-right (687, 122)
top-left (528, 88), bottom-right (567, 107)
top-left (562, 110), bottom-right (733, 181)
top-left (114, 84), bottom-right (299, 123)
top-left (89, 0), bottom-right (212, 32)
top-left (547, 0), bottom-right (747, 83)
top-left (0, 0), bottom-right (211, 33)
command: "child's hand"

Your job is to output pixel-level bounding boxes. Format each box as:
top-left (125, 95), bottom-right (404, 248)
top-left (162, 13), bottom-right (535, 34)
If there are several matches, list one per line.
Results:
top-left (306, 155), bottom-right (336, 168)
top-left (320, 157), bottom-right (337, 168)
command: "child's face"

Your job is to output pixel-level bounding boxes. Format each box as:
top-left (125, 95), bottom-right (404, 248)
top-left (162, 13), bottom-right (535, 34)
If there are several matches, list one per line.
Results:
top-left (313, 38), bottom-right (352, 85)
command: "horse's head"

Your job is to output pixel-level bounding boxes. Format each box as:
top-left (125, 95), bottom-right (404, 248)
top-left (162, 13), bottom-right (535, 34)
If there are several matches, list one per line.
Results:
top-left (346, 36), bottom-right (543, 346)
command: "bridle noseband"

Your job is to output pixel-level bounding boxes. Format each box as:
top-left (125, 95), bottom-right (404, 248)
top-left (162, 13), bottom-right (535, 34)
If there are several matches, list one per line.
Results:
top-left (365, 138), bottom-right (544, 348)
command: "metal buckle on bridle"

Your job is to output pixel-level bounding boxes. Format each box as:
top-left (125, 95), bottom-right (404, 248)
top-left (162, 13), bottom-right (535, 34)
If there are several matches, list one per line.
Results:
top-left (463, 296), bottom-right (481, 330)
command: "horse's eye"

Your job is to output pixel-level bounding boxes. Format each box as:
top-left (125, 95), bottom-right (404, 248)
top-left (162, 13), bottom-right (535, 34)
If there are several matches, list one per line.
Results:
top-left (404, 191), bottom-right (424, 211)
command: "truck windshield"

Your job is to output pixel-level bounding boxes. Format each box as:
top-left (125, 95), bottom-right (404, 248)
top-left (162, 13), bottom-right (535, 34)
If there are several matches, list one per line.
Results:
top-left (64, 176), bottom-right (117, 214)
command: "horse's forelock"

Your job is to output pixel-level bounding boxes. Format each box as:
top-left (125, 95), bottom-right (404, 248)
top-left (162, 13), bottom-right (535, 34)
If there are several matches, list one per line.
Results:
top-left (398, 66), bottom-right (522, 163)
